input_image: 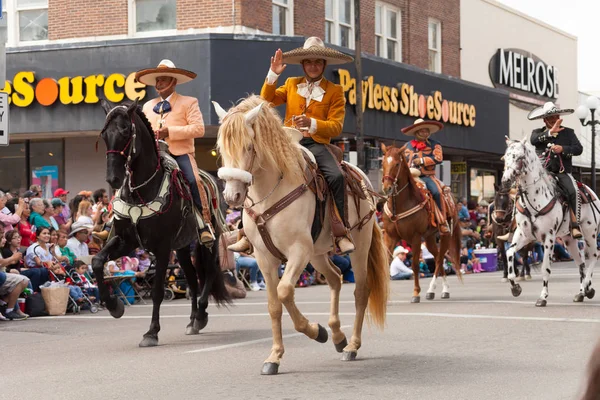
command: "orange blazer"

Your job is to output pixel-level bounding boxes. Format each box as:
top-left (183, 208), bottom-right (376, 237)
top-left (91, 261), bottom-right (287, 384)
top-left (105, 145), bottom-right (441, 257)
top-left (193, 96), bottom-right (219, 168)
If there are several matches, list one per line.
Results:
top-left (142, 92), bottom-right (205, 156)
top-left (260, 77), bottom-right (346, 144)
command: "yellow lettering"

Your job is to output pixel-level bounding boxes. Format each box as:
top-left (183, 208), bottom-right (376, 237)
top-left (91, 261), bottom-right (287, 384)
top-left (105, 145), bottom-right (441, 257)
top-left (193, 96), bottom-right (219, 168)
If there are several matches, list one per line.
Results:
top-left (125, 72), bottom-right (146, 101)
top-left (400, 83), bottom-right (409, 115)
top-left (373, 84), bottom-right (382, 110)
top-left (409, 85), bottom-right (419, 117)
top-left (11, 72), bottom-right (35, 107)
top-left (348, 78), bottom-right (356, 105)
top-left (462, 103), bottom-right (470, 127)
top-left (338, 69), bottom-right (352, 92)
top-left (58, 76), bottom-right (84, 105)
top-left (456, 103), bottom-right (464, 125)
top-left (366, 76), bottom-right (374, 109)
top-left (426, 95), bottom-right (434, 119)
top-left (390, 87), bottom-right (399, 113)
top-left (382, 86), bottom-right (391, 112)
top-left (433, 91), bottom-right (442, 120)
top-left (449, 101), bottom-right (458, 124)
top-left (0, 81), bottom-right (13, 105)
top-left (83, 74), bottom-right (105, 104)
top-left (104, 73), bottom-right (126, 103)
top-left (469, 105), bottom-right (476, 127)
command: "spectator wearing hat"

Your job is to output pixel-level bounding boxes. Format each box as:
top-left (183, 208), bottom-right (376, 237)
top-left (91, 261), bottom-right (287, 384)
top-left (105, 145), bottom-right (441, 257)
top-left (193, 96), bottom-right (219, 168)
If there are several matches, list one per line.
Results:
top-left (66, 221), bottom-right (92, 259)
top-left (54, 188), bottom-right (70, 220)
top-left (51, 198), bottom-right (71, 232)
top-left (390, 246), bottom-right (413, 280)
top-left (28, 185), bottom-right (41, 198)
top-left (0, 191), bottom-right (26, 233)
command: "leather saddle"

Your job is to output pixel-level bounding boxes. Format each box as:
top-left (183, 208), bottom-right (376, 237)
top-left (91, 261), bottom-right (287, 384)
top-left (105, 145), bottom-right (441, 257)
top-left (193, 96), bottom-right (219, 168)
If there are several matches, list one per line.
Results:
top-left (409, 167), bottom-right (455, 227)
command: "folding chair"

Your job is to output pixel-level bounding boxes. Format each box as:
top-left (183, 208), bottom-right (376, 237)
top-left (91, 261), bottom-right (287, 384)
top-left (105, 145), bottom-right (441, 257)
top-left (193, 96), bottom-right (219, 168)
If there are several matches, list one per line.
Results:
top-left (103, 275), bottom-right (146, 306)
top-left (236, 266), bottom-right (252, 290)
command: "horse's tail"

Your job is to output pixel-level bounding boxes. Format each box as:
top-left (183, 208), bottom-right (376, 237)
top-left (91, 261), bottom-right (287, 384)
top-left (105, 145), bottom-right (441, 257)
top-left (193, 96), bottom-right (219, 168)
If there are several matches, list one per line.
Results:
top-left (367, 222), bottom-right (389, 329)
top-left (194, 235), bottom-right (231, 306)
top-left (449, 216), bottom-right (463, 283)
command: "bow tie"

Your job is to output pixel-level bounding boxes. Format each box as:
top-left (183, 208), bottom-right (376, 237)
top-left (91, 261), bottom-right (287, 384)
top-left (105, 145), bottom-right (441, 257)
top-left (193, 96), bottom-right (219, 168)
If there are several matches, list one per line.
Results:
top-left (411, 140), bottom-right (427, 151)
top-left (153, 100), bottom-right (171, 114)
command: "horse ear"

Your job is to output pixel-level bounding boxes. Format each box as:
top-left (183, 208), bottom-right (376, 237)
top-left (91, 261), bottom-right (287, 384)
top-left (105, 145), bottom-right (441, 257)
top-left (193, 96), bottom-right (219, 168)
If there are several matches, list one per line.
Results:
top-left (244, 102), bottom-right (264, 127)
top-left (127, 98), bottom-right (139, 116)
top-left (212, 101), bottom-right (228, 123)
top-left (381, 143), bottom-right (387, 153)
top-left (100, 99), bottom-right (112, 115)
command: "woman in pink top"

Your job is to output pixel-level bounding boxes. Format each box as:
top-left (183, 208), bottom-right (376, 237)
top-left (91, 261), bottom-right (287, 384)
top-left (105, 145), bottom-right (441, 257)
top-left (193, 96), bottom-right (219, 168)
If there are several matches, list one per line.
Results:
top-left (0, 192), bottom-right (25, 232)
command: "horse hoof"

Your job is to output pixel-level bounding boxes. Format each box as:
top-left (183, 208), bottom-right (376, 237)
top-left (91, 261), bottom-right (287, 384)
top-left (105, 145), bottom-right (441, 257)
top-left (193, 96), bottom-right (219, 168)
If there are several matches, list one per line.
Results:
top-left (341, 351), bottom-right (357, 361)
top-left (411, 296), bottom-right (421, 304)
top-left (535, 299), bottom-right (547, 307)
top-left (573, 293), bottom-right (585, 303)
top-left (261, 362), bottom-right (279, 375)
top-left (526, 275), bottom-right (532, 281)
top-left (185, 325), bottom-right (200, 335)
top-left (441, 292), bottom-right (450, 299)
top-left (109, 300), bottom-right (125, 319)
top-left (334, 337), bottom-right (348, 353)
top-left (501, 278), bottom-right (508, 283)
top-left (315, 324), bottom-right (328, 344)
top-left (139, 336), bottom-right (159, 347)
top-left (586, 288), bottom-right (596, 299)
top-left (426, 292), bottom-right (435, 300)
top-left (511, 284), bottom-right (522, 298)
top-left (193, 316), bottom-right (208, 332)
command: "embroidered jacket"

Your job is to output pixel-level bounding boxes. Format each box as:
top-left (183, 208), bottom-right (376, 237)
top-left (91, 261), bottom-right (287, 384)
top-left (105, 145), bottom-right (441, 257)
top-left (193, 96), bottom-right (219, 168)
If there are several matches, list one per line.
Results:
top-left (142, 92), bottom-right (205, 156)
top-left (260, 77), bottom-right (345, 144)
top-left (404, 138), bottom-right (443, 176)
top-left (530, 126), bottom-right (582, 174)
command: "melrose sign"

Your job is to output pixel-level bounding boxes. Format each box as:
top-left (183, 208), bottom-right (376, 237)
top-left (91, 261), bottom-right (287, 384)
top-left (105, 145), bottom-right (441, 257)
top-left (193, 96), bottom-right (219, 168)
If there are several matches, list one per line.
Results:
top-left (337, 69), bottom-right (477, 127)
top-left (0, 71), bottom-right (146, 107)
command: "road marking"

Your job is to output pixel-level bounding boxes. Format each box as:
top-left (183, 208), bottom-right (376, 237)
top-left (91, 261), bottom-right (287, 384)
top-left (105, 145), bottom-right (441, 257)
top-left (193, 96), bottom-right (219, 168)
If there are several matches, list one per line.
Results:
top-left (185, 325), bottom-right (352, 354)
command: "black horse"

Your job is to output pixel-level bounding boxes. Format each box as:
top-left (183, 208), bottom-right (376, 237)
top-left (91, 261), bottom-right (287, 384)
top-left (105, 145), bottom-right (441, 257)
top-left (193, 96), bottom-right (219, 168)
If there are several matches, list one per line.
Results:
top-left (489, 186), bottom-right (535, 281)
top-left (93, 99), bottom-right (230, 347)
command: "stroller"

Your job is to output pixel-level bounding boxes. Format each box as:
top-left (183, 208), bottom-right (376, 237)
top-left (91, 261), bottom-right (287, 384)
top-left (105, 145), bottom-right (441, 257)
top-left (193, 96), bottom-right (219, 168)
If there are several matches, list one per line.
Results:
top-left (46, 263), bottom-right (99, 314)
top-left (165, 265), bottom-right (189, 301)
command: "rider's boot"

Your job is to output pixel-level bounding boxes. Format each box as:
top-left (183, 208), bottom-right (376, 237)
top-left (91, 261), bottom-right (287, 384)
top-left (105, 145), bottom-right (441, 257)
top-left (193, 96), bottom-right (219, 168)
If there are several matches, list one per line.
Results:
top-left (228, 228), bottom-right (252, 253)
top-left (434, 203), bottom-right (450, 235)
top-left (569, 210), bottom-right (583, 239)
top-left (497, 219), bottom-right (515, 241)
top-left (331, 205), bottom-right (354, 255)
top-left (194, 209), bottom-right (215, 247)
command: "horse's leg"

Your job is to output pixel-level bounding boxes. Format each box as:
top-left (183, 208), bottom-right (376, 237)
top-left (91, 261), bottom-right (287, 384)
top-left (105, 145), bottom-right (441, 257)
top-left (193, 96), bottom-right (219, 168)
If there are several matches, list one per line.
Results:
top-left (140, 246), bottom-right (170, 347)
top-left (256, 253), bottom-right (284, 375)
top-left (383, 229), bottom-right (395, 260)
top-left (91, 236), bottom-right (135, 319)
top-left (310, 254), bottom-right (346, 352)
top-left (410, 236), bottom-right (423, 303)
top-left (535, 235), bottom-right (555, 307)
top-left (498, 240), bottom-right (509, 282)
top-left (176, 246), bottom-right (200, 335)
top-left (437, 235), bottom-right (451, 299)
top-left (565, 235), bottom-right (594, 302)
top-left (424, 234), bottom-right (440, 300)
top-left (505, 228), bottom-right (528, 298)
top-left (517, 248), bottom-right (529, 281)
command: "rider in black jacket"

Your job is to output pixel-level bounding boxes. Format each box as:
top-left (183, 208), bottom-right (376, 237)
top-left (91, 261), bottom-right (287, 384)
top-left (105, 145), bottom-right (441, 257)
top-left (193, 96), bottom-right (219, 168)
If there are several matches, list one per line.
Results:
top-left (529, 102), bottom-right (583, 239)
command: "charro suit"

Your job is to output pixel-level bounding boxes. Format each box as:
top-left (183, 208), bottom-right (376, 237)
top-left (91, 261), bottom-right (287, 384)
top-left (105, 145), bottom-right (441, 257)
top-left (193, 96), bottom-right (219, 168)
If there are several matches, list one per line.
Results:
top-left (142, 92), bottom-right (210, 224)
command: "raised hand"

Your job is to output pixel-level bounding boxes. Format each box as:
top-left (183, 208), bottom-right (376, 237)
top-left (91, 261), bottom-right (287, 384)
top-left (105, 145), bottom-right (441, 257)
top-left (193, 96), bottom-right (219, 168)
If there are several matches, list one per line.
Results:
top-left (270, 48), bottom-right (287, 75)
top-left (549, 118), bottom-right (564, 136)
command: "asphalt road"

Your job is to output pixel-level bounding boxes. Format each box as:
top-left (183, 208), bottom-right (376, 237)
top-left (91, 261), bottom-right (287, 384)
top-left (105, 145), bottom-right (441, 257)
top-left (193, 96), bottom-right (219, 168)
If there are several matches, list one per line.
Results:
top-left (2, 261), bottom-right (599, 400)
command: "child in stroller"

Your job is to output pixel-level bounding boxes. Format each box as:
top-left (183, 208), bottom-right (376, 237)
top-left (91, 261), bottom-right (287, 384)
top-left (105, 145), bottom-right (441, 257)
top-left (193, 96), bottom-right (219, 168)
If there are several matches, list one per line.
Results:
top-left (67, 261), bottom-right (100, 304)
top-left (165, 266), bottom-right (188, 301)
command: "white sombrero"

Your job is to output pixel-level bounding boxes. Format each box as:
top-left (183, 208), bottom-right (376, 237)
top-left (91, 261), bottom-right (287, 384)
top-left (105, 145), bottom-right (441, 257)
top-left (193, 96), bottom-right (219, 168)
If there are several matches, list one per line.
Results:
top-left (69, 220), bottom-right (93, 237)
top-left (401, 118), bottom-right (444, 137)
top-left (135, 59), bottom-right (197, 86)
top-left (283, 37), bottom-right (354, 65)
top-left (527, 101), bottom-right (574, 121)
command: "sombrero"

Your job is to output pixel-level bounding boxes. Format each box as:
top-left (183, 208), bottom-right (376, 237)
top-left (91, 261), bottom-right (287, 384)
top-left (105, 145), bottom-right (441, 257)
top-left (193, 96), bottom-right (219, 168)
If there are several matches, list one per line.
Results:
top-left (282, 37), bottom-right (354, 65)
top-left (527, 101), bottom-right (574, 121)
top-left (401, 118), bottom-right (444, 137)
top-left (135, 59), bottom-right (197, 86)
top-left (69, 221), bottom-right (93, 237)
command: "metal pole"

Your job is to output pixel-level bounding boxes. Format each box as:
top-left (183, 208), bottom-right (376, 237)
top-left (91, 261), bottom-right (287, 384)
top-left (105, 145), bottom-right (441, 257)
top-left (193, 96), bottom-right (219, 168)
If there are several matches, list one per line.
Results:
top-left (591, 109), bottom-right (597, 193)
top-left (354, 0), bottom-right (365, 171)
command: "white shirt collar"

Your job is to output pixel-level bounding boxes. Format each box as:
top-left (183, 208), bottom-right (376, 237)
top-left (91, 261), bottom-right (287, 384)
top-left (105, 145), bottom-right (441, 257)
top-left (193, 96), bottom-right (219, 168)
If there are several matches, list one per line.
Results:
top-left (297, 78), bottom-right (325, 102)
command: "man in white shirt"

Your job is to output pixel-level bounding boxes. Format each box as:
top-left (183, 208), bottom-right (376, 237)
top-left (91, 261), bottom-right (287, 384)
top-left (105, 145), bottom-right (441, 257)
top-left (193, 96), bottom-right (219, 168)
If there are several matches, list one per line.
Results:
top-left (390, 246), bottom-right (413, 280)
top-left (67, 221), bottom-right (92, 259)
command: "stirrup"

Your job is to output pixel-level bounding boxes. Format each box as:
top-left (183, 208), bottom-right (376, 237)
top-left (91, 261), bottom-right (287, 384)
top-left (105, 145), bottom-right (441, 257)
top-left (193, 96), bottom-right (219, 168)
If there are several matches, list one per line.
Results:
top-left (439, 222), bottom-right (450, 236)
top-left (571, 226), bottom-right (583, 239)
top-left (336, 236), bottom-right (355, 255)
top-left (200, 230), bottom-right (215, 246)
top-left (497, 232), bottom-right (511, 241)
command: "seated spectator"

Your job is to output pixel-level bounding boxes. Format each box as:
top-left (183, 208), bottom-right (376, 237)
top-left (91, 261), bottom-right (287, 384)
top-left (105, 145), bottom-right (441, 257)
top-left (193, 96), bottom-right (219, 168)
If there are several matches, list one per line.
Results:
top-left (136, 249), bottom-right (151, 273)
top-left (22, 226), bottom-right (53, 291)
top-left (0, 271), bottom-right (30, 320)
top-left (42, 200), bottom-right (59, 231)
top-left (51, 197), bottom-right (70, 232)
top-left (54, 188), bottom-right (71, 221)
top-left (53, 231), bottom-right (76, 267)
top-left (67, 221), bottom-right (93, 259)
top-left (2, 231), bottom-right (25, 273)
top-left (330, 252), bottom-right (354, 283)
top-left (91, 207), bottom-right (111, 242)
top-left (76, 200), bottom-right (94, 226)
top-left (235, 251), bottom-right (265, 291)
top-left (66, 260), bottom-right (99, 303)
top-left (554, 237), bottom-right (572, 262)
top-left (68, 194), bottom-right (85, 223)
top-left (0, 192), bottom-right (25, 233)
top-left (418, 254), bottom-right (433, 278)
top-left (92, 188), bottom-right (110, 215)
top-left (18, 203), bottom-right (33, 248)
top-left (28, 198), bottom-right (51, 233)
top-left (390, 246), bottom-right (413, 280)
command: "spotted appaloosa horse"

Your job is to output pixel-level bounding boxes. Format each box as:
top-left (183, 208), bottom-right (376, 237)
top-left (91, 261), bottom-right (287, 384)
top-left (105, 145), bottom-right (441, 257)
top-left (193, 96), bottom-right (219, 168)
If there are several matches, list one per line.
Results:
top-left (501, 137), bottom-right (600, 307)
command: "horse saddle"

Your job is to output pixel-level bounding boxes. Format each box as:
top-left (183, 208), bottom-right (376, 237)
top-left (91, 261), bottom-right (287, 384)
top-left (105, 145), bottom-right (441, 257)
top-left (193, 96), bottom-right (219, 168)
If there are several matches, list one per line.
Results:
top-left (409, 168), bottom-right (454, 227)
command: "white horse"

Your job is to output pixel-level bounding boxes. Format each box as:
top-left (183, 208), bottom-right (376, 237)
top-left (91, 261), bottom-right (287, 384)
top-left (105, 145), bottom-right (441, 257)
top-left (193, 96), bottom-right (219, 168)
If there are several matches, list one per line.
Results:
top-left (502, 137), bottom-right (600, 307)
top-left (213, 95), bottom-right (389, 375)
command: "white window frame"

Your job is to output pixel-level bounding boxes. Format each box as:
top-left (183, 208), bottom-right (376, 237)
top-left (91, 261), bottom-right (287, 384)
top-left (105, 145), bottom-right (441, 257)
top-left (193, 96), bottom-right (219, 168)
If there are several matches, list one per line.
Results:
top-left (3, 0), bottom-right (49, 46)
top-left (128, 0), bottom-right (178, 38)
top-left (428, 18), bottom-right (442, 73)
top-left (325, 0), bottom-right (354, 49)
top-left (272, 0), bottom-right (294, 36)
top-left (375, 2), bottom-right (401, 62)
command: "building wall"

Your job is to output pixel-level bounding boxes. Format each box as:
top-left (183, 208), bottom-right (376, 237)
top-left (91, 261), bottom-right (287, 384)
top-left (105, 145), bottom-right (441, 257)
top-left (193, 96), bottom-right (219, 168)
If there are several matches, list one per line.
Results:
top-left (460, 0), bottom-right (578, 140)
top-left (48, 0), bottom-right (128, 40)
top-left (64, 137), bottom-right (110, 196)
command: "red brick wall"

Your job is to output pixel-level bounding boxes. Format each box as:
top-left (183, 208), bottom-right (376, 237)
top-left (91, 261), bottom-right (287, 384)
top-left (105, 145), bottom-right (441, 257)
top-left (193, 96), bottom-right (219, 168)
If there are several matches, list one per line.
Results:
top-left (293, 0), bottom-right (325, 38)
top-left (48, 0), bottom-right (128, 40)
top-left (238, 0), bottom-right (271, 32)
top-left (178, 0), bottom-right (237, 30)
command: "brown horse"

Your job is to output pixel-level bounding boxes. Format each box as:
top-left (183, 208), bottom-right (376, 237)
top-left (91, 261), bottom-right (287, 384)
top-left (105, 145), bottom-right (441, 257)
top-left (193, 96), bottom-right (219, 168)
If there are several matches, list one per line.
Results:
top-left (381, 144), bottom-right (462, 302)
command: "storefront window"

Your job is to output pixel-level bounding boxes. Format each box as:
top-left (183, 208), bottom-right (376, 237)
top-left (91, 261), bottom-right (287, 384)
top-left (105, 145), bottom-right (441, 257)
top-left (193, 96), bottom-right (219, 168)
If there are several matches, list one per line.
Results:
top-left (470, 168), bottom-right (496, 204)
top-left (0, 141), bottom-right (26, 194)
top-left (29, 140), bottom-right (64, 199)
top-left (324, 0), bottom-right (354, 49)
top-left (135, 0), bottom-right (176, 33)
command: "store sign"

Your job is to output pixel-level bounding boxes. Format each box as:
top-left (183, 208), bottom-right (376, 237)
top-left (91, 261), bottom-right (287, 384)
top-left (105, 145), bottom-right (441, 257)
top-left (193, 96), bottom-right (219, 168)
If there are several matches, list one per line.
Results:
top-left (0, 71), bottom-right (146, 107)
top-left (0, 92), bottom-right (8, 146)
top-left (489, 48), bottom-right (558, 100)
top-left (337, 69), bottom-right (477, 127)
top-left (451, 162), bottom-right (466, 175)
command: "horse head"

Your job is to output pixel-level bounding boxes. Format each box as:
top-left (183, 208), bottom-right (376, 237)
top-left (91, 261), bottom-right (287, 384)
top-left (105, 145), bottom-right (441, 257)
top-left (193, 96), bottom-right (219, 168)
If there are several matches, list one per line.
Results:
top-left (501, 136), bottom-right (537, 189)
top-left (381, 143), bottom-right (411, 196)
top-left (100, 98), bottom-right (143, 190)
top-left (491, 183), bottom-right (513, 224)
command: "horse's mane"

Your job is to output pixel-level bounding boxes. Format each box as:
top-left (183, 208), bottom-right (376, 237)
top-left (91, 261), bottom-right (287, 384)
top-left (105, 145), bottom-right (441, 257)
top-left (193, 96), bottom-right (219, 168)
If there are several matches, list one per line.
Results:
top-left (216, 95), bottom-right (305, 182)
top-left (512, 140), bottom-right (556, 191)
top-left (132, 104), bottom-right (155, 138)
top-left (103, 102), bottom-right (155, 141)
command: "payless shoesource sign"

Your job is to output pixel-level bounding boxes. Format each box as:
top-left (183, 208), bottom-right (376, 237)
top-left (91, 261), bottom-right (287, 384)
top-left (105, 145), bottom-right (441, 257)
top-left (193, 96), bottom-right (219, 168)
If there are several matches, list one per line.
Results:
top-left (336, 69), bottom-right (477, 127)
top-left (0, 71), bottom-right (146, 107)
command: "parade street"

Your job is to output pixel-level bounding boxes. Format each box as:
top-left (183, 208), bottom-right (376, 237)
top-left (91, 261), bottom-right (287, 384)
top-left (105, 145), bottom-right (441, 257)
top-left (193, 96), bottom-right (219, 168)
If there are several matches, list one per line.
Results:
top-left (2, 262), bottom-right (597, 400)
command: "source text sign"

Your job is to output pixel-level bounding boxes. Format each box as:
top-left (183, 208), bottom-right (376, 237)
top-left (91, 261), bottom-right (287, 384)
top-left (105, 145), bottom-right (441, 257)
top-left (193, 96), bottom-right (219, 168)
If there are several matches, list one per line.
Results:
top-left (0, 92), bottom-right (9, 146)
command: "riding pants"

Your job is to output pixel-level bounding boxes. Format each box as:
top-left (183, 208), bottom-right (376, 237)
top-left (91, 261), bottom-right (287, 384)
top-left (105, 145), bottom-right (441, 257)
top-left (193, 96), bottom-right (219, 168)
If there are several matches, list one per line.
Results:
top-left (300, 138), bottom-right (346, 226)
top-left (174, 153), bottom-right (210, 224)
top-left (421, 176), bottom-right (441, 210)
top-left (555, 173), bottom-right (578, 217)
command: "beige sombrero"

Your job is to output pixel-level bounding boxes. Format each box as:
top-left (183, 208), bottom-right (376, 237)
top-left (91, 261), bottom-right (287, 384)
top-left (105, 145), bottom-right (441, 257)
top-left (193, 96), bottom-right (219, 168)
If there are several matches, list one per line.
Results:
top-left (527, 101), bottom-right (574, 121)
top-left (283, 37), bottom-right (354, 65)
top-left (401, 118), bottom-right (444, 137)
top-left (135, 59), bottom-right (197, 86)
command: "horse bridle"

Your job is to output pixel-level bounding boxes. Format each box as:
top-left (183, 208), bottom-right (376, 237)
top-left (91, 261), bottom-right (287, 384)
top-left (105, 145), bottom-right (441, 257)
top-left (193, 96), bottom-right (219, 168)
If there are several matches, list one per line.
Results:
top-left (491, 194), bottom-right (514, 226)
top-left (382, 154), bottom-right (410, 197)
